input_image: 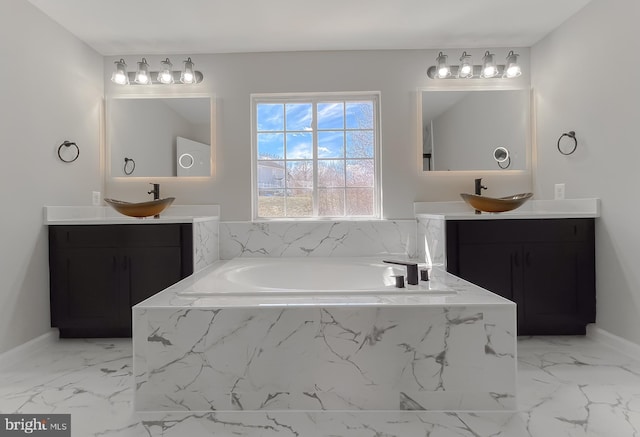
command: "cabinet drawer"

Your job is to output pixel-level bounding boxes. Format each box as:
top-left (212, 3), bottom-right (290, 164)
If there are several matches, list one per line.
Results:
top-left (453, 219), bottom-right (593, 244)
top-left (121, 224), bottom-right (184, 247)
top-left (51, 225), bottom-right (119, 247)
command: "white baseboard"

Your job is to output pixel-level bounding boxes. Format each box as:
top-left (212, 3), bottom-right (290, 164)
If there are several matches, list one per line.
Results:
top-left (586, 324), bottom-right (640, 361)
top-left (0, 329), bottom-right (58, 370)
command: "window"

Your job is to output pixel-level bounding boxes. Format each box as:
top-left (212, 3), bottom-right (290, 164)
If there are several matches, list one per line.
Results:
top-left (252, 93), bottom-right (380, 219)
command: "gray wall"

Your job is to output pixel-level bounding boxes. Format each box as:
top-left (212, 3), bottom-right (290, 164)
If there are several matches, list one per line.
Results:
top-left (0, 1), bottom-right (103, 353)
top-left (532, 0), bottom-right (640, 344)
top-left (104, 49), bottom-right (533, 220)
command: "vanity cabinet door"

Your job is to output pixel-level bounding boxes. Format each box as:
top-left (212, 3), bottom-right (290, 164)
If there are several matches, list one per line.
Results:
top-left (49, 224), bottom-right (193, 338)
top-left (49, 246), bottom-right (128, 337)
top-left (446, 219), bottom-right (595, 335)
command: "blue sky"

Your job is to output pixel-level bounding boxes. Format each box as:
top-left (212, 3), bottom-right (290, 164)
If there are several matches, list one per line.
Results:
top-left (257, 101), bottom-right (374, 160)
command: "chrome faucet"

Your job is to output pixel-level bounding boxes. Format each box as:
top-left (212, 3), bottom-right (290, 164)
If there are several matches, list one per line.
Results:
top-left (148, 183), bottom-right (160, 200)
top-left (383, 260), bottom-right (419, 285)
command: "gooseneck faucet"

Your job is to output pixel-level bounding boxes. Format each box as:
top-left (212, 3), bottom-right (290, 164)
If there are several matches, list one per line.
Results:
top-left (383, 260), bottom-right (419, 285)
top-left (148, 183), bottom-right (160, 200)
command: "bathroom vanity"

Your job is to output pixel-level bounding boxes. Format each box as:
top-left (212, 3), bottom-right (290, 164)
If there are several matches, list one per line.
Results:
top-left (416, 199), bottom-right (600, 335)
top-left (44, 205), bottom-right (220, 338)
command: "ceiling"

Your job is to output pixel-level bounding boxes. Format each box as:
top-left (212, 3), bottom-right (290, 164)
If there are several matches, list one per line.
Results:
top-left (27, 0), bottom-right (592, 56)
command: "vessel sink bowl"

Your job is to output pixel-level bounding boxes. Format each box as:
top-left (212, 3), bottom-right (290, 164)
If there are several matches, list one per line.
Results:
top-left (104, 197), bottom-right (175, 218)
top-left (460, 192), bottom-right (533, 213)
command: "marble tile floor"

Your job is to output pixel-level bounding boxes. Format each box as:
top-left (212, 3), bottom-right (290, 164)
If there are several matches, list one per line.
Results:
top-left (1, 336), bottom-right (639, 436)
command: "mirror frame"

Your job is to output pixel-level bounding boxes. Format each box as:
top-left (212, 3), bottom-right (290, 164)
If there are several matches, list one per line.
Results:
top-left (105, 93), bottom-right (215, 180)
top-left (416, 85), bottom-right (532, 173)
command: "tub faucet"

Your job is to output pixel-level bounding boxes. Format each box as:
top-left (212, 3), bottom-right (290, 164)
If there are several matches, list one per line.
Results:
top-left (383, 260), bottom-right (418, 285)
top-left (148, 183), bottom-right (160, 200)
top-left (474, 178), bottom-right (487, 195)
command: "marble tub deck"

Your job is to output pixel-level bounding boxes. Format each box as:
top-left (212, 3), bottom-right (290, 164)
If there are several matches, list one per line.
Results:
top-left (1, 336), bottom-right (638, 436)
top-left (133, 261), bottom-right (517, 412)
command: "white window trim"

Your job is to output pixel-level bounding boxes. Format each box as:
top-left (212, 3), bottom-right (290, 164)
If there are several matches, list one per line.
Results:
top-left (250, 92), bottom-right (382, 221)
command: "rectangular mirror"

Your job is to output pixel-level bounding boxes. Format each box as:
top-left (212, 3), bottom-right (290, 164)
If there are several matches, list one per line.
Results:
top-left (108, 96), bottom-right (212, 177)
top-left (420, 89), bottom-right (529, 171)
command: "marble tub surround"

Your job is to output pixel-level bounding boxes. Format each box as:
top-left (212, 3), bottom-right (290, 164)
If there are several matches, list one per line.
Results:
top-left (44, 205), bottom-right (220, 272)
top-left (219, 220), bottom-right (417, 259)
top-left (133, 260), bottom-right (516, 412)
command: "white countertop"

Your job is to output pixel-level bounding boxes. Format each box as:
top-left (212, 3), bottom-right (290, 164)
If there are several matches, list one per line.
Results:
top-left (414, 198), bottom-right (600, 220)
top-left (44, 205), bottom-right (220, 225)
top-left (135, 258), bottom-right (514, 309)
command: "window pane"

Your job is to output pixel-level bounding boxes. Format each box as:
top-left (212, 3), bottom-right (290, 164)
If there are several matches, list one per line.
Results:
top-left (257, 104), bottom-right (284, 131)
top-left (286, 132), bottom-right (313, 159)
top-left (346, 188), bottom-right (374, 216)
top-left (318, 102), bottom-right (344, 129)
top-left (318, 131), bottom-right (344, 158)
top-left (258, 190), bottom-right (285, 217)
top-left (346, 131), bottom-right (374, 158)
top-left (286, 103), bottom-right (312, 131)
top-left (319, 189), bottom-right (345, 216)
top-left (257, 160), bottom-right (285, 189)
top-left (258, 133), bottom-right (284, 159)
top-left (286, 189), bottom-right (313, 217)
top-left (346, 101), bottom-right (374, 129)
top-left (346, 159), bottom-right (374, 187)
top-left (318, 160), bottom-right (345, 187)
top-left (287, 161), bottom-right (313, 188)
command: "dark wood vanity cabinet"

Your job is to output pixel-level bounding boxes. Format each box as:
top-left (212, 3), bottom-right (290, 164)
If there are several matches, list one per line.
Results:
top-left (49, 224), bottom-right (193, 338)
top-left (446, 219), bottom-right (595, 335)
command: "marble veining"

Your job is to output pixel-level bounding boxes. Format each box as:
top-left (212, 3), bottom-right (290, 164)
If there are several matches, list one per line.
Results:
top-left (219, 220), bottom-right (417, 259)
top-left (1, 336), bottom-right (638, 436)
top-left (193, 218), bottom-right (219, 272)
top-left (417, 215), bottom-right (446, 266)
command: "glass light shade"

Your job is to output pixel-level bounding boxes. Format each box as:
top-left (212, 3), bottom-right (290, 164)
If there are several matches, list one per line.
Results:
top-left (504, 51), bottom-right (522, 78)
top-left (111, 59), bottom-right (129, 85)
top-left (158, 58), bottom-right (174, 84)
top-left (459, 51), bottom-right (473, 78)
top-left (481, 51), bottom-right (498, 78)
top-left (134, 58), bottom-right (150, 84)
top-left (436, 52), bottom-right (451, 78)
top-left (181, 57), bottom-right (195, 84)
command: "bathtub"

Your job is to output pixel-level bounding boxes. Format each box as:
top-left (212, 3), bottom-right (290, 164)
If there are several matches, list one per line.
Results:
top-left (177, 257), bottom-right (456, 296)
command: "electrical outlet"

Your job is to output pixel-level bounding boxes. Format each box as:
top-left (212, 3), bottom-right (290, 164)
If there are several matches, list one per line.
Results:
top-left (92, 191), bottom-right (101, 206)
top-left (554, 184), bottom-right (565, 200)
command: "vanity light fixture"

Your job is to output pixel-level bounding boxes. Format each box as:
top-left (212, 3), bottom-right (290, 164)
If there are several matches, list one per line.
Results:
top-left (110, 56), bottom-right (204, 85)
top-left (481, 51), bottom-right (499, 78)
top-left (458, 52), bottom-right (473, 78)
top-left (427, 50), bottom-right (522, 80)
top-left (435, 52), bottom-right (451, 78)
top-left (134, 58), bottom-right (151, 84)
top-left (111, 59), bottom-right (129, 85)
top-left (158, 58), bottom-right (174, 84)
top-left (504, 50), bottom-right (522, 78)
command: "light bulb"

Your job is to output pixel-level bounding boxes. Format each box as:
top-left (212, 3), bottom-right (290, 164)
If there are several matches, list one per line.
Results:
top-left (135, 58), bottom-right (150, 84)
top-left (181, 57), bottom-right (195, 84)
top-left (504, 51), bottom-right (522, 78)
top-left (481, 51), bottom-right (498, 78)
top-left (459, 51), bottom-right (473, 78)
top-left (158, 58), bottom-right (174, 84)
top-left (111, 59), bottom-right (129, 85)
top-left (435, 52), bottom-right (451, 79)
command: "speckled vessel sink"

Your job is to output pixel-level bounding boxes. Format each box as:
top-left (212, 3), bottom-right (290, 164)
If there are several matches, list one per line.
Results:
top-left (460, 192), bottom-right (533, 213)
top-left (104, 197), bottom-right (175, 218)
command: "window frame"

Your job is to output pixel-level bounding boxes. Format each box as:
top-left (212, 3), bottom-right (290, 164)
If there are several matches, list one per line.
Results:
top-left (251, 92), bottom-right (382, 220)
